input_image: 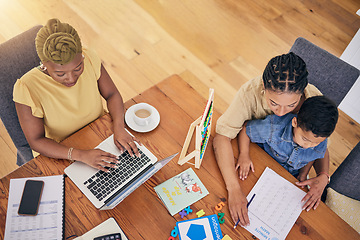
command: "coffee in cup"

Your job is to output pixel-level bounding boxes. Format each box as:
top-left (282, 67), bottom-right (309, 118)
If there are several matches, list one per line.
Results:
top-left (132, 103), bottom-right (153, 126)
top-left (135, 109), bottom-right (151, 118)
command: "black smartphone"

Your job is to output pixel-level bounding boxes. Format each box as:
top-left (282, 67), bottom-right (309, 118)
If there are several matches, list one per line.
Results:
top-left (18, 180), bottom-right (44, 216)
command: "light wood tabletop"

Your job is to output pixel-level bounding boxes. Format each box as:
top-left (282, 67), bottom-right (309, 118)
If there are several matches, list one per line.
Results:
top-left (0, 75), bottom-right (358, 240)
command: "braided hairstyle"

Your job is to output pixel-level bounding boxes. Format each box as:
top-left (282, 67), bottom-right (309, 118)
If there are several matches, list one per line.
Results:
top-left (36, 18), bottom-right (82, 65)
top-left (262, 52), bottom-right (308, 93)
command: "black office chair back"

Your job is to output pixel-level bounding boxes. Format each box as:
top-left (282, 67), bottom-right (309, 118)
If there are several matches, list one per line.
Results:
top-left (290, 37), bottom-right (360, 106)
top-left (329, 141), bottom-right (360, 201)
top-left (0, 25), bottom-right (42, 165)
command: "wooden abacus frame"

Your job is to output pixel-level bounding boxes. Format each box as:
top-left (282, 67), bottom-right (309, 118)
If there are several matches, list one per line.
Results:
top-left (178, 88), bottom-right (214, 169)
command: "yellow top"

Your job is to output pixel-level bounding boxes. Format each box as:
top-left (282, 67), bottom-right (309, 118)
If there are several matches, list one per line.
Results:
top-left (216, 76), bottom-right (322, 139)
top-left (13, 48), bottom-right (104, 142)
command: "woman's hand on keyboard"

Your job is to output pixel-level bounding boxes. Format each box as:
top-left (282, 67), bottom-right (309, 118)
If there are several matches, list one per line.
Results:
top-left (74, 149), bottom-right (119, 172)
top-left (113, 128), bottom-right (141, 158)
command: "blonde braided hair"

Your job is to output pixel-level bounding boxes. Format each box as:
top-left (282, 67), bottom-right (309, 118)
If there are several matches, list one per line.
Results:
top-left (35, 18), bottom-right (82, 65)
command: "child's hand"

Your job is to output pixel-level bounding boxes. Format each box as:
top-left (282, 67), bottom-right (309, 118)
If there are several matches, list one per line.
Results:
top-left (236, 154), bottom-right (254, 180)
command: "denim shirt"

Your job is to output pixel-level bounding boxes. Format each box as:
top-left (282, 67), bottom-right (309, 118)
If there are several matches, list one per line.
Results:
top-left (246, 113), bottom-right (327, 176)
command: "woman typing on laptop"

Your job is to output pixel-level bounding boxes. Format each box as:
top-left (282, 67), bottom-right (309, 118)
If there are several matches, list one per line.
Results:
top-left (14, 18), bottom-right (140, 171)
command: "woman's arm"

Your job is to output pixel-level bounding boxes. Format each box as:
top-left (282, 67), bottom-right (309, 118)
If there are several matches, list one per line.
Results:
top-left (213, 133), bottom-right (250, 226)
top-left (97, 64), bottom-right (140, 157)
top-left (15, 102), bottom-right (118, 171)
top-left (213, 78), bottom-right (263, 226)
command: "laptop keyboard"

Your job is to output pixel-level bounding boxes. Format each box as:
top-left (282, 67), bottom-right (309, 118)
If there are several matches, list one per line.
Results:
top-left (83, 149), bottom-right (152, 201)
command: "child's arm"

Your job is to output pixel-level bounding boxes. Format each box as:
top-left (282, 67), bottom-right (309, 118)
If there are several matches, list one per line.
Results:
top-left (297, 161), bottom-right (314, 182)
top-left (236, 122), bottom-right (254, 180)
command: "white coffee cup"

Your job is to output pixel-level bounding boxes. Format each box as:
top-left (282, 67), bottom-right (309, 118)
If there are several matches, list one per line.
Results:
top-left (132, 103), bottom-right (153, 126)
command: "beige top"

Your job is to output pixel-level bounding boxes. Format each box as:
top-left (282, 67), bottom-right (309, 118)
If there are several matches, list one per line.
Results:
top-left (13, 48), bottom-right (105, 142)
top-left (216, 76), bottom-right (322, 139)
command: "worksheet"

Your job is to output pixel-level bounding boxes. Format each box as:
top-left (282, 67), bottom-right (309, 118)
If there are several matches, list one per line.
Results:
top-left (4, 175), bottom-right (64, 240)
top-left (244, 167), bottom-right (306, 240)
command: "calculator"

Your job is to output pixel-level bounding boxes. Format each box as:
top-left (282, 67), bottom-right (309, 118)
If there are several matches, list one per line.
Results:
top-left (93, 233), bottom-right (122, 240)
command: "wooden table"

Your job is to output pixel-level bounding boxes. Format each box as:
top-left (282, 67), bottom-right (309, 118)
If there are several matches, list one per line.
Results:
top-left (0, 75), bottom-right (358, 240)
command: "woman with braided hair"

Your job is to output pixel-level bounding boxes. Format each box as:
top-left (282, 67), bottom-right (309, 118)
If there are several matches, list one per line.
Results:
top-left (14, 19), bottom-right (140, 172)
top-left (213, 52), bottom-right (331, 226)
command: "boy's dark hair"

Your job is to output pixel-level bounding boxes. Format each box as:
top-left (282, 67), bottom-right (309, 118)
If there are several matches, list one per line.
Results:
top-left (297, 96), bottom-right (338, 138)
top-left (263, 52), bottom-right (308, 93)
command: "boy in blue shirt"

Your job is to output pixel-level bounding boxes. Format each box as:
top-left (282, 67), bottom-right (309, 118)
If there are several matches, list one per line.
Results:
top-left (237, 96), bottom-right (338, 182)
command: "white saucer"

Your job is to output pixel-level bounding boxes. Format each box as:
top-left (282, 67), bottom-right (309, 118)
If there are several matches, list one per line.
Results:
top-left (125, 104), bottom-right (160, 133)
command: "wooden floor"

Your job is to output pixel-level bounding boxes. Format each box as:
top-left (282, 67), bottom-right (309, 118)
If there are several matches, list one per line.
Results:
top-left (0, 0), bottom-right (359, 178)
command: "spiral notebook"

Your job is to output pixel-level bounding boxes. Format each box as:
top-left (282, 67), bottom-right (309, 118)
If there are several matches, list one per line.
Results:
top-left (4, 175), bottom-right (65, 240)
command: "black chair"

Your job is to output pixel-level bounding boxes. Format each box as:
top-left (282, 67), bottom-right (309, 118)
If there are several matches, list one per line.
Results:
top-left (0, 25), bottom-right (42, 166)
top-left (290, 37), bottom-right (360, 106)
top-left (290, 38), bottom-right (360, 202)
top-left (327, 141), bottom-right (360, 201)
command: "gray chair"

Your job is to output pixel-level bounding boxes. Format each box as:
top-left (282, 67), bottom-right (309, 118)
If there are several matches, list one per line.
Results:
top-left (328, 141), bottom-right (360, 201)
top-left (0, 25), bottom-right (42, 166)
top-left (291, 38), bottom-right (360, 201)
top-left (290, 37), bottom-right (360, 106)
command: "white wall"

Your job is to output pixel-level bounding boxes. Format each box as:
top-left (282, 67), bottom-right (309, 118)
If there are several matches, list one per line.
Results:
top-left (339, 28), bottom-right (360, 124)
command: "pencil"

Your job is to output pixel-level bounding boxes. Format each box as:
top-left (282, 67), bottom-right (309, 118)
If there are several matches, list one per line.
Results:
top-left (233, 193), bottom-right (256, 229)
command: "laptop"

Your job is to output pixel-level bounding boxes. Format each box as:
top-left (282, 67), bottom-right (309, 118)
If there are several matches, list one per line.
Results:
top-left (64, 134), bottom-right (177, 210)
